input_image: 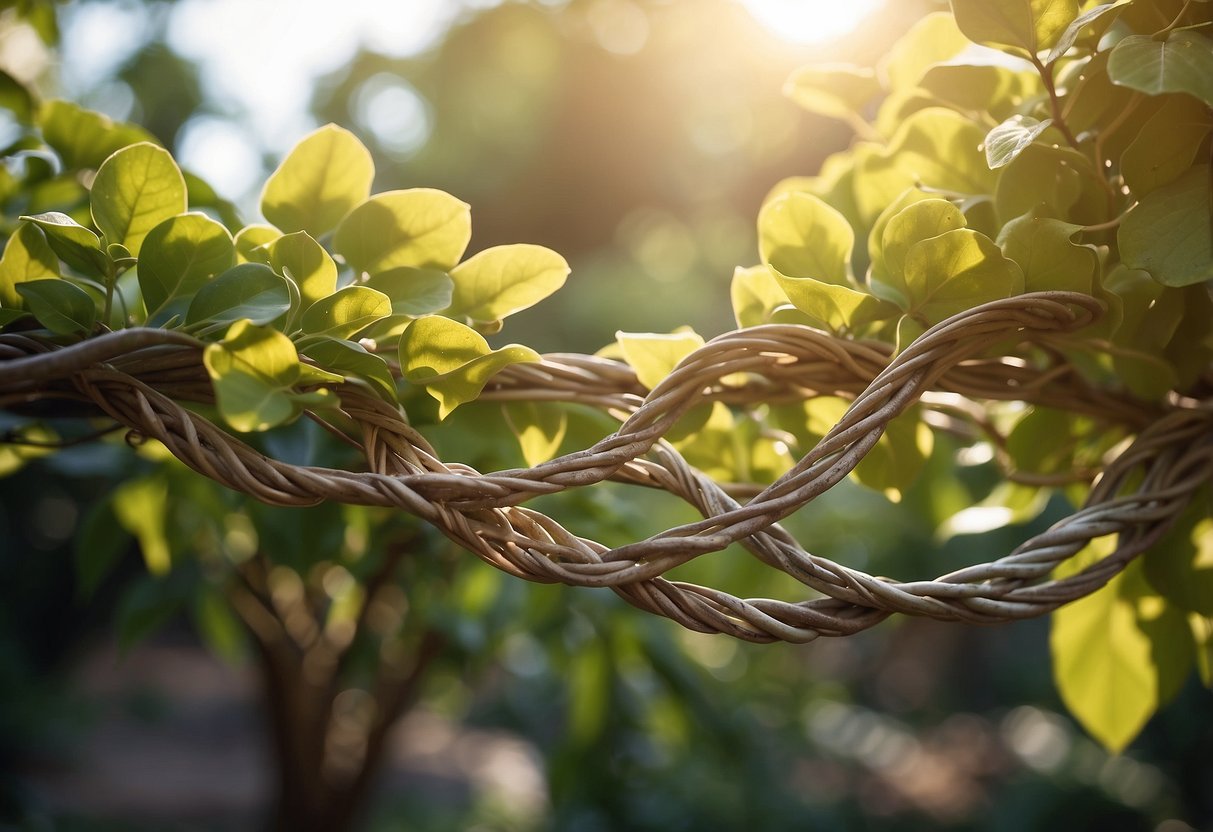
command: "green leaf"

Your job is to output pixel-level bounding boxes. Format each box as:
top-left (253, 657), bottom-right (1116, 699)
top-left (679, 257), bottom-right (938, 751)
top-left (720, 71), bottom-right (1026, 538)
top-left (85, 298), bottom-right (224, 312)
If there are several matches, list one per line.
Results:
top-left (203, 320), bottom-right (309, 431)
top-left (1005, 405), bottom-right (1078, 474)
top-left (138, 213), bottom-right (236, 316)
top-left (90, 143), bottom-right (187, 257)
top-left (261, 124), bottom-right (375, 238)
top-left (782, 64), bottom-right (879, 121)
top-left (74, 498), bottom-right (132, 599)
top-left (994, 143), bottom-right (1097, 223)
top-left (334, 189), bottom-right (471, 276)
top-left (1045, 2), bottom-right (1129, 63)
top-left (937, 480), bottom-right (1049, 540)
top-left (854, 109), bottom-right (998, 226)
top-left (300, 285), bottom-right (392, 339)
top-left (16, 279), bottom-right (96, 335)
top-left (38, 99), bottom-right (156, 170)
top-left (364, 266), bottom-right (454, 317)
top-left (0, 222), bottom-right (60, 307)
top-left (399, 315), bottom-right (539, 418)
top-left (730, 264), bottom-right (789, 328)
top-left (112, 475), bottom-right (172, 576)
top-left (853, 408), bottom-right (933, 502)
top-left (997, 209), bottom-right (1094, 293)
top-left (234, 224), bottom-right (283, 263)
top-left (1052, 537), bottom-right (1194, 753)
top-left (299, 336), bottom-right (397, 402)
top-left (867, 188), bottom-right (934, 288)
top-left (186, 263), bottom-right (291, 327)
top-left (918, 63), bottom-right (1039, 114)
top-left (1108, 30), bottom-right (1213, 107)
top-left (193, 588), bottom-right (246, 663)
top-left (771, 268), bottom-right (898, 332)
top-left (0, 69), bottom-right (34, 124)
top-left (1102, 265), bottom-right (1182, 398)
top-left (878, 199), bottom-right (968, 302)
top-left (1119, 166), bottom-right (1213, 288)
top-left (616, 329), bottom-right (705, 390)
top-left (951, 0), bottom-right (1080, 55)
top-left (265, 231), bottom-right (337, 310)
top-left (184, 171), bottom-right (242, 230)
top-left (1145, 503), bottom-right (1213, 615)
top-left (115, 575), bottom-right (187, 654)
top-left (881, 12), bottom-right (970, 90)
top-left (902, 228), bottom-right (1025, 324)
top-left (503, 401), bottom-right (568, 466)
top-left (19, 211), bottom-right (109, 278)
top-left (758, 192), bottom-right (853, 285)
top-left (447, 244), bottom-right (569, 324)
top-left (1193, 616), bottom-right (1213, 689)
top-left (985, 115), bottom-right (1053, 169)
top-left (1121, 95), bottom-right (1213, 197)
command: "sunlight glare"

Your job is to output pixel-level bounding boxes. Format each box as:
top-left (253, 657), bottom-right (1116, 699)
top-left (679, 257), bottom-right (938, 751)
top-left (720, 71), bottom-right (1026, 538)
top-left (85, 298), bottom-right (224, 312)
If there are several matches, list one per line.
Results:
top-left (738, 0), bottom-right (883, 46)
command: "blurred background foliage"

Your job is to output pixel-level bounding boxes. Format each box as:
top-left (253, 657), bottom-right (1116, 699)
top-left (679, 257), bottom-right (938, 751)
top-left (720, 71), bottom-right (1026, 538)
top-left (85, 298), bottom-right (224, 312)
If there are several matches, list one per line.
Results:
top-left (0, 0), bottom-right (1211, 830)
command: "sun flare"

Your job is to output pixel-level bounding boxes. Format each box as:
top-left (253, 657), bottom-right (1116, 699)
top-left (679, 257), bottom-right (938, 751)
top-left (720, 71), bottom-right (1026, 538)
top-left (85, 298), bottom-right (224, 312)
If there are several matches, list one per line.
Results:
top-left (738, 0), bottom-right (884, 46)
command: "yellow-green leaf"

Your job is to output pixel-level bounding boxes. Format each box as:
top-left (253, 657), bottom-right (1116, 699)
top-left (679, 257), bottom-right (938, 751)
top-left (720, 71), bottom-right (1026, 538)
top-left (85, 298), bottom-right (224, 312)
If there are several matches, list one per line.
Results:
top-left (880, 12), bottom-right (970, 90)
top-left (504, 401), bottom-right (568, 466)
top-left (234, 224), bottom-right (282, 263)
top-left (854, 109), bottom-right (998, 226)
top-left (903, 228), bottom-right (1024, 323)
top-left (203, 320), bottom-right (305, 431)
top-left (878, 199), bottom-right (968, 302)
top-left (730, 264), bottom-right (789, 328)
top-left (266, 231), bottom-right (337, 310)
top-left (616, 329), bottom-right (705, 390)
top-left (39, 99), bottom-right (157, 170)
top-left (138, 212), bottom-right (235, 317)
top-left (447, 243), bottom-right (569, 324)
top-left (261, 124), bottom-right (375, 237)
top-left (364, 267), bottom-right (454, 317)
top-left (758, 192), bottom-right (853, 285)
top-left (300, 285), bottom-right (392, 339)
top-left (399, 315), bottom-right (539, 418)
top-left (334, 189), bottom-right (471, 276)
top-left (997, 209), bottom-right (1094, 293)
top-left (770, 268), bottom-right (898, 332)
top-left (783, 64), bottom-right (880, 121)
top-left (0, 222), bottom-right (60, 307)
top-left (90, 143), bottom-right (187, 257)
top-left (951, 0), bottom-right (1080, 55)
top-left (113, 476), bottom-right (171, 576)
top-left (1051, 537), bottom-right (1194, 753)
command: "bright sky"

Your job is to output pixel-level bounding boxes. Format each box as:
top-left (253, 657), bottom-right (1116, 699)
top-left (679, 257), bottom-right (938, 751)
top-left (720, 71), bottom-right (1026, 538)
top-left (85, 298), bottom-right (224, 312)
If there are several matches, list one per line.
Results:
top-left (54, 0), bottom-right (883, 203)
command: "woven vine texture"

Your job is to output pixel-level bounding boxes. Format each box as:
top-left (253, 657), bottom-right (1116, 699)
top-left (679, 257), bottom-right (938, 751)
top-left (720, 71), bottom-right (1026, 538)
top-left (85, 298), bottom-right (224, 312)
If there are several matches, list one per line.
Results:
top-left (2, 290), bottom-right (1211, 642)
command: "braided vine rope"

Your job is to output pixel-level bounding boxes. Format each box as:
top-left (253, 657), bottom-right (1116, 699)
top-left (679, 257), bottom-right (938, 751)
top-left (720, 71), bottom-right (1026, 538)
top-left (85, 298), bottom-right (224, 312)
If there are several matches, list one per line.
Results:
top-left (2, 291), bottom-right (1210, 642)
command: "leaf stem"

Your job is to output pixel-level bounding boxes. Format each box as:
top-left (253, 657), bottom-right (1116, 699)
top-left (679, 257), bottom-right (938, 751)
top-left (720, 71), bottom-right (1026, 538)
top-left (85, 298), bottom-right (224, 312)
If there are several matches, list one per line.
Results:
top-left (1159, 0), bottom-right (1195, 36)
top-left (1031, 54), bottom-right (1082, 152)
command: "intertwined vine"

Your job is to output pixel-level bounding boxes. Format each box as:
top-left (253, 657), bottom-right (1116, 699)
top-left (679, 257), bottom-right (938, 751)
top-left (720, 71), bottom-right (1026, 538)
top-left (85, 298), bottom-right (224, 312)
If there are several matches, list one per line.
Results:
top-left (4, 290), bottom-right (1209, 643)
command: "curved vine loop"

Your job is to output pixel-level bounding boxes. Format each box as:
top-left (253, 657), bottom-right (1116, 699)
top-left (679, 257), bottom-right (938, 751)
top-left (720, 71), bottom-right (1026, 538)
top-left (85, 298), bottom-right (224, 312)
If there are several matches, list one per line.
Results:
top-left (2, 290), bottom-right (1210, 642)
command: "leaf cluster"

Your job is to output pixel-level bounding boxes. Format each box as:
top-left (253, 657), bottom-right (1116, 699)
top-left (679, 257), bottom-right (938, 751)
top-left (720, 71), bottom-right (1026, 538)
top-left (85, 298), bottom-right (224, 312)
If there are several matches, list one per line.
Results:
top-left (1, 0), bottom-right (1211, 757)
top-left (0, 113), bottom-right (568, 430)
top-left (768, 0), bottom-right (1213, 753)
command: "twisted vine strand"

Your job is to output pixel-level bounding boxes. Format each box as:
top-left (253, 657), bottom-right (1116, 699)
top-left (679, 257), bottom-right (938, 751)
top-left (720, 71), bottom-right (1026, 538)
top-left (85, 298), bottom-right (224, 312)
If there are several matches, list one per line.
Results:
top-left (2, 292), bottom-right (1210, 642)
